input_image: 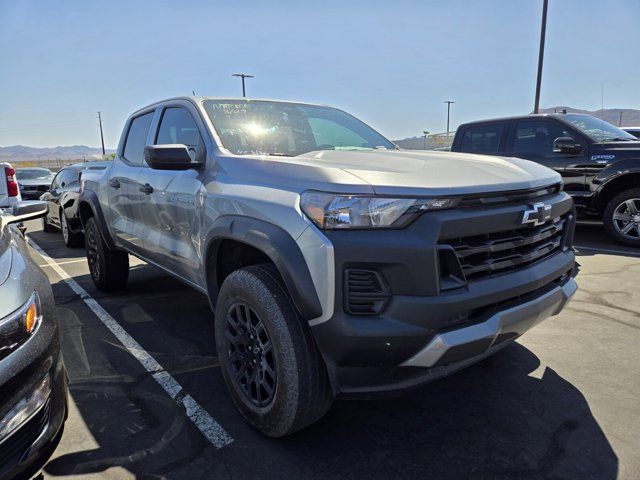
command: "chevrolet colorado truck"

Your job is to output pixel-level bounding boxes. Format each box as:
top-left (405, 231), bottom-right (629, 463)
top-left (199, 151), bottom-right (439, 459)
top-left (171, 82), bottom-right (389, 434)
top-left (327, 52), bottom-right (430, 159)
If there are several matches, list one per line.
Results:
top-left (452, 113), bottom-right (640, 246)
top-left (77, 97), bottom-right (578, 437)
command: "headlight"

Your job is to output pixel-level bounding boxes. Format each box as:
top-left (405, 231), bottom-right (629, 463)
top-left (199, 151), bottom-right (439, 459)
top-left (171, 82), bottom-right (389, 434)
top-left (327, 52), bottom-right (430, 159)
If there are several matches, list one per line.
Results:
top-left (300, 191), bottom-right (459, 230)
top-left (0, 292), bottom-right (42, 361)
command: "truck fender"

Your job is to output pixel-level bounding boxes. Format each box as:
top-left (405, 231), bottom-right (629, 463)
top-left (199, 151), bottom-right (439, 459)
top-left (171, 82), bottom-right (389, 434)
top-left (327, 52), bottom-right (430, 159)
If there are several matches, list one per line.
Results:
top-left (204, 215), bottom-right (323, 321)
top-left (77, 190), bottom-right (118, 250)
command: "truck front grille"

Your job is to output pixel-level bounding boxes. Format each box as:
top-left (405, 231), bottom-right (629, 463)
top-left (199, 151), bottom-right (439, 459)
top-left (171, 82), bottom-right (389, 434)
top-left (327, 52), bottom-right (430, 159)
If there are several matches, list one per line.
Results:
top-left (441, 215), bottom-right (567, 280)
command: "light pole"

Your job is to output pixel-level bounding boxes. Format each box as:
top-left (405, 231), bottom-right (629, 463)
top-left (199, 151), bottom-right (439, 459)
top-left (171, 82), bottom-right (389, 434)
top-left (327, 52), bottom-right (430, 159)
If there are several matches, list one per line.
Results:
top-left (232, 73), bottom-right (254, 97)
top-left (423, 130), bottom-right (430, 150)
top-left (533, 0), bottom-right (548, 114)
top-left (443, 101), bottom-right (454, 137)
top-left (97, 111), bottom-right (105, 156)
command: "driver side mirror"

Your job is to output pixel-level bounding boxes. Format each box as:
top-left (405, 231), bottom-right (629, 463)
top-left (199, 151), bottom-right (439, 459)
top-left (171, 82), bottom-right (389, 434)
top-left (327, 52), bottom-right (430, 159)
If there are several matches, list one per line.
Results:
top-left (553, 137), bottom-right (582, 155)
top-left (0, 201), bottom-right (48, 229)
top-left (144, 144), bottom-right (203, 171)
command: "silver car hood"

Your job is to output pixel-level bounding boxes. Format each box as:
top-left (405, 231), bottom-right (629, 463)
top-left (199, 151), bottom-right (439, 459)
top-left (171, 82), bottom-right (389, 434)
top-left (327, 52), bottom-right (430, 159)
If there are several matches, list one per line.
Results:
top-left (298, 150), bottom-right (561, 196)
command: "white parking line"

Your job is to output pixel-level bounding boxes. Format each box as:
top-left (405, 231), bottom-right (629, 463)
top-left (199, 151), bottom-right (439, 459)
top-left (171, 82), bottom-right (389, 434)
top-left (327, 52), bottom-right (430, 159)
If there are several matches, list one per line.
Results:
top-left (28, 238), bottom-right (234, 449)
top-left (38, 258), bottom-right (87, 268)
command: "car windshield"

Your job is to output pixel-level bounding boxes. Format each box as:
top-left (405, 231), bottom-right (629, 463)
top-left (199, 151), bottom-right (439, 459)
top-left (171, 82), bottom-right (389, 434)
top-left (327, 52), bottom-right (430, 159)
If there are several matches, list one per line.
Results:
top-left (562, 114), bottom-right (637, 142)
top-left (203, 100), bottom-right (396, 156)
top-left (15, 168), bottom-right (53, 180)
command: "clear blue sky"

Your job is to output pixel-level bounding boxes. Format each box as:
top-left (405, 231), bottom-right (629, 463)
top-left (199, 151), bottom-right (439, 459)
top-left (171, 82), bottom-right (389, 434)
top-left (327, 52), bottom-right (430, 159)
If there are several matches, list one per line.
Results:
top-left (1, 0), bottom-right (638, 148)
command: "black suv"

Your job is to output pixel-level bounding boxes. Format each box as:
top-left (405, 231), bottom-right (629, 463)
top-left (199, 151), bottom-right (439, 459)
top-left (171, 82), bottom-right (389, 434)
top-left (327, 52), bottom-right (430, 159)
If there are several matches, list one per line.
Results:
top-left (452, 113), bottom-right (640, 246)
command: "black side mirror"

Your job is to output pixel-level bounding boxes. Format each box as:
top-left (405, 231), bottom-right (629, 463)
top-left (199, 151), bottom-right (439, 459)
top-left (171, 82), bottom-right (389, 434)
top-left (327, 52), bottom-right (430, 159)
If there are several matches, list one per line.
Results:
top-left (144, 144), bottom-right (202, 171)
top-left (553, 137), bottom-right (582, 154)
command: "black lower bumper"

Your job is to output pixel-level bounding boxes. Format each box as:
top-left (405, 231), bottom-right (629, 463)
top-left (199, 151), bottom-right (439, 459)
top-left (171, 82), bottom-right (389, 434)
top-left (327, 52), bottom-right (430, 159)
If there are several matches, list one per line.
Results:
top-left (0, 317), bottom-right (68, 479)
top-left (311, 194), bottom-right (577, 396)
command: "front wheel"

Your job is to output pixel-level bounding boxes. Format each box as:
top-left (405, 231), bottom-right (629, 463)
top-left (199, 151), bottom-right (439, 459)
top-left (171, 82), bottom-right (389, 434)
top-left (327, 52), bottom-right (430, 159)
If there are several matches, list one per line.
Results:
top-left (61, 210), bottom-right (84, 248)
top-left (603, 188), bottom-right (640, 247)
top-left (214, 264), bottom-right (333, 437)
top-left (84, 217), bottom-right (129, 291)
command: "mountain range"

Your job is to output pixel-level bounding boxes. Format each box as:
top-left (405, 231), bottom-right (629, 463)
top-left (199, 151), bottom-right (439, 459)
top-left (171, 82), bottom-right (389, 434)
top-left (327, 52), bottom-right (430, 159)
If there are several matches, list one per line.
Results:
top-left (0, 145), bottom-right (114, 162)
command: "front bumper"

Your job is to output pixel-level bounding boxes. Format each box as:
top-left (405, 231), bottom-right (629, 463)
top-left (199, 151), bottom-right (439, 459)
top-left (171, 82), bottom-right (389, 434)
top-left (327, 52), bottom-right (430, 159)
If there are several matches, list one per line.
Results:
top-left (0, 312), bottom-right (68, 479)
top-left (401, 277), bottom-right (577, 368)
top-left (310, 192), bottom-right (577, 396)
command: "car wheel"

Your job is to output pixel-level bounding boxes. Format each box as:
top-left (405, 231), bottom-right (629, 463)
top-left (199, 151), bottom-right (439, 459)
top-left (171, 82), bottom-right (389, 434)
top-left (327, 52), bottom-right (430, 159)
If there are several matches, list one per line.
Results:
top-left (42, 214), bottom-right (56, 233)
top-left (61, 210), bottom-right (83, 248)
top-left (214, 264), bottom-right (333, 437)
top-left (84, 216), bottom-right (129, 291)
top-left (603, 188), bottom-right (640, 247)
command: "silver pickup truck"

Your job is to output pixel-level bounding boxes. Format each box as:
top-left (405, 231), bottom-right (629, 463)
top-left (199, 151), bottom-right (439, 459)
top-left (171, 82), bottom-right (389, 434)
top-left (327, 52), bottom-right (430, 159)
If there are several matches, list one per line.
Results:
top-left (77, 97), bottom-right (578, 437)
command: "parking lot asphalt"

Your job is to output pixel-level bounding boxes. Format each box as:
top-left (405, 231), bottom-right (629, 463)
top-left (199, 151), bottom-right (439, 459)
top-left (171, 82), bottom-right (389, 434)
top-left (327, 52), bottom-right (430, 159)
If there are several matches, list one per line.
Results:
top-left (20, 220), bottom-right (640, 480)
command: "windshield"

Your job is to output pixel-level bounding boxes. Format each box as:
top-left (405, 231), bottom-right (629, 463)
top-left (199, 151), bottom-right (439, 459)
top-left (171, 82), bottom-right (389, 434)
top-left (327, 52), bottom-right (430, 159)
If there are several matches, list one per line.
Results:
top-left (203, 100), bottom-right (396, 156)
top-left (562, 114), bottom-right (637, 142)
top-left (15, 168), bottom-right (53, 180)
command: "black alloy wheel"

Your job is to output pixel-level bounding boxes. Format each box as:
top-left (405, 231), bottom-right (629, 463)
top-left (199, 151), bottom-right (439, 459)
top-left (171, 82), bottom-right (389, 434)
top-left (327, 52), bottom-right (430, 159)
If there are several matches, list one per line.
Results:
top-left (225, 301), bottom-right (277, 408)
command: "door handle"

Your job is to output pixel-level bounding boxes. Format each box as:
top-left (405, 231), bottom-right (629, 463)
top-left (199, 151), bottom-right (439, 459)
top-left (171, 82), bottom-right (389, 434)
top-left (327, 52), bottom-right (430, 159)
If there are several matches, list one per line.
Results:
top-left (109, 178), bottom-right (121, 189)
top-left (139, 183), bottom-right (154, 195)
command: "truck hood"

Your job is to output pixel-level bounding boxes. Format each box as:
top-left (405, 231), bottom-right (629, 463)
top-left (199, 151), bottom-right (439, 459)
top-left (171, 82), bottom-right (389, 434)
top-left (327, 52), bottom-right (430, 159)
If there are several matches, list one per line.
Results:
top-left (299, 150), bottom-right (561, 196)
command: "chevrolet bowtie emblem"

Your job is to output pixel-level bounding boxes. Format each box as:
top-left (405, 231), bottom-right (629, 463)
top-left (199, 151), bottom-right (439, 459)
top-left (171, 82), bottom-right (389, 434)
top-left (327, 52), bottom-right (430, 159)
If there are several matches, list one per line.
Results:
top-left (521, 202), bottom-right (552, 226)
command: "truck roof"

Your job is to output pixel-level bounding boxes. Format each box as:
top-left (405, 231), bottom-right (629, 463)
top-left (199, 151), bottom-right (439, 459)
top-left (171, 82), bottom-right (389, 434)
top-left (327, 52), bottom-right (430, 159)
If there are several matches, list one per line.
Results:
top-left (457, 112), bottom-right (594, 128)
top-left (131, 96), bottom-right (331, 116)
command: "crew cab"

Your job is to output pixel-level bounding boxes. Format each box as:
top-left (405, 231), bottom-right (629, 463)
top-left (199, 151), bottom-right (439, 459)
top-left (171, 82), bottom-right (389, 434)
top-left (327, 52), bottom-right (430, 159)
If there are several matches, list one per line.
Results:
top-left (452, 113), bottom-right (640, 246)
top-left (77, 97), bottom-right (578, 437)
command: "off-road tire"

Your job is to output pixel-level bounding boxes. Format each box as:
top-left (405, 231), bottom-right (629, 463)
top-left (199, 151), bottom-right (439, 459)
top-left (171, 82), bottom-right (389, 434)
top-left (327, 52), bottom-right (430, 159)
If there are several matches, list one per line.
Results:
top-left (214, 264), bottom-right (333, 437)
top-left (603, 188), bottom-right (640, 247)
top-left (84, 216), bottom-right (129, 291)
top-left (61, 210), bottom-right (84, 248)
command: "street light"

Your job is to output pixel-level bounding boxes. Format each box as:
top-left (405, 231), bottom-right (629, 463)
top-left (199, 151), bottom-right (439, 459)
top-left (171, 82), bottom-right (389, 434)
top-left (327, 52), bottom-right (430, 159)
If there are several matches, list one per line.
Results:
top-left (533, 0), bottom-right (548, 114)
top-left (443, 101), bottom-right (455, 137)
top-left (232, 73), bottom-right (255, 98)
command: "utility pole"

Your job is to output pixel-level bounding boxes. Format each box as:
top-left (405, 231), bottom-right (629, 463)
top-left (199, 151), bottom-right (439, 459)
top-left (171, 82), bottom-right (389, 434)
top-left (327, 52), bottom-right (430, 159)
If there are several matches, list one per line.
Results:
top-left (232, 73), bottom-right (255, 97)
top-left (619, 111), bottom-right (623, 126)
top-left (533, 0), bottom-right (549, 114)
top-left (97, 111), bottom-right (105, 156)
top-left (443, 101), bottom-right (455, 137)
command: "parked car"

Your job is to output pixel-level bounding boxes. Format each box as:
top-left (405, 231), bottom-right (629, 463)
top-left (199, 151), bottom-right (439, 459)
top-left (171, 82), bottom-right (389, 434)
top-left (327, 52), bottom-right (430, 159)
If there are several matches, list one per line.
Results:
top-left (41, 162), bottom-right (111, 247)
top-left (15, 168), bottom-right (54, 200)
top-left (77, 97), bottom-right (578, 437)
top-left (0, 163), bottom-right (22, 210)
top-left (622, 127), bottom-right (640, 139)
top-left (452, 113), bottom-right (640, 246)
top-left (0, 201), bottom-right (68, 479)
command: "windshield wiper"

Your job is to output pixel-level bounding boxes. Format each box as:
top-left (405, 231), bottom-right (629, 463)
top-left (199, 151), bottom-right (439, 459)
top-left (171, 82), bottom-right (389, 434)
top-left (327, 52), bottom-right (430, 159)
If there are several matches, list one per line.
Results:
top-left (607, 137), bottom-right (634, 142)
top-left (267, 152), bottom-right (294, 157)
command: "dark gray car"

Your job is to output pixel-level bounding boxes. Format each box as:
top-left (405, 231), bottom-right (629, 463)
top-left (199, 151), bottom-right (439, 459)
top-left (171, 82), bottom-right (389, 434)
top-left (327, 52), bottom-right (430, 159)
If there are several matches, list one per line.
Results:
top-left (0, 202), bottom-right (67, 478)
top-left (15, 168), bottom-right (54, 200)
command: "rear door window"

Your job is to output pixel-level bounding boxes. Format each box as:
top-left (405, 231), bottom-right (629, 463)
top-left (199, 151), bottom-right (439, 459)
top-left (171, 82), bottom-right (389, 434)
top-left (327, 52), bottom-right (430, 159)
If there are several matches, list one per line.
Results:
top-left (123, 112), bottom-right (154, 165)
top-left (460, 123), bottom-right (505, 154)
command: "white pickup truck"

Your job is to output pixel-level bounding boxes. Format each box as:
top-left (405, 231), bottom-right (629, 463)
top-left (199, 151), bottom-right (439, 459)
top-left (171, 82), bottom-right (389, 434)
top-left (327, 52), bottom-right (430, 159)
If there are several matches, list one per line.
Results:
top-left (0, 163), bottom-right (22, 210)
